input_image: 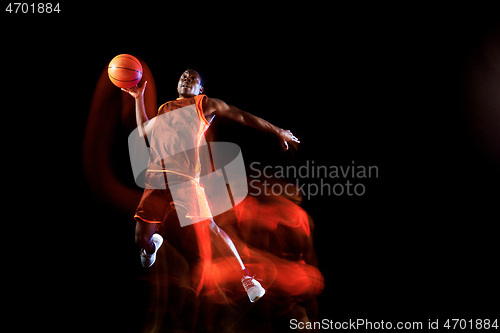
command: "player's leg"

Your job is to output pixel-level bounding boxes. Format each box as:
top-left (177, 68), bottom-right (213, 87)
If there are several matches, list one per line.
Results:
top-left (208, 219), bottom-right (246, 271)
top-left (208, 219), bottom-right (265, 302)
top-left (134, 184), bottom-right (171, 267)
top-left (135, 219), bottom-right (159, 254)
top-left (135, 219), bottom-right (163, 268)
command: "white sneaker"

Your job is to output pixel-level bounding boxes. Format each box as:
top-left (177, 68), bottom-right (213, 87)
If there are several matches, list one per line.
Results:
top-left (241, 275), bottom-right (265, 303)
top-left (140, 233), bottom-right (163, 268)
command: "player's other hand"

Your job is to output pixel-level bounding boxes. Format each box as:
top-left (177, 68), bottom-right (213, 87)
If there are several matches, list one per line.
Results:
top-left (279, 129), bottom-right (300, 151)
top-left (121, 81), bottom-right (147, 99)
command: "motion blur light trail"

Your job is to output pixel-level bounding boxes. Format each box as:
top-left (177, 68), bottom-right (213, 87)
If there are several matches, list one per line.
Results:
top-left (140, 188), bottom-right (324, 332)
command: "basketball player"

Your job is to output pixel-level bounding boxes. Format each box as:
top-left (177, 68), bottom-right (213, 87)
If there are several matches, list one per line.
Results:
top-left (122, 69), bottom-right (300, 302)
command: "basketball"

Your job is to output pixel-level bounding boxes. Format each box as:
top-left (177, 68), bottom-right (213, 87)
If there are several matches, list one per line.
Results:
top-left (108, 54), bottom-right (143, 88)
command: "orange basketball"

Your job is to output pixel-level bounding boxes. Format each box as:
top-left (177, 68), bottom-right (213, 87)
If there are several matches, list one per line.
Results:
top-left (108, 54), bottom-right (143, 88)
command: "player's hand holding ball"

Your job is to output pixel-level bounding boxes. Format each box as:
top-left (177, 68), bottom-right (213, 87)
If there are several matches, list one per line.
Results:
top-left (121, 81), bottom-right (148, 99)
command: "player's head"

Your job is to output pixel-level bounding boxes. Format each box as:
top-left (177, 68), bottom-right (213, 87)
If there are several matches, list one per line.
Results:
top-left (177, 69), bottom-right (204, 98)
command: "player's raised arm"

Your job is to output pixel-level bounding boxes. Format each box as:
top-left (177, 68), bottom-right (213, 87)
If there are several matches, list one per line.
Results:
top-left (122, 81), bottom-right (156, 138)
top-left (206, 97), bottom-right (300, 151)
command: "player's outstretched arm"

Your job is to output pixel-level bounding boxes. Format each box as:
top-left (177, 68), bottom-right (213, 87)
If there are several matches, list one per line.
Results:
top-left (207, 98), bottom-right (300, 151)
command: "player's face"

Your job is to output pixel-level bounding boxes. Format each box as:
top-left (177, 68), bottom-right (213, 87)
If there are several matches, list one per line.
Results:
top-left (177, 70), bottom-right (204, 98)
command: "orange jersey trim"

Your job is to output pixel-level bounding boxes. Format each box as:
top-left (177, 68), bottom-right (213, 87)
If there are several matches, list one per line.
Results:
top-left (157, 101), bottom-right (169, 113)
top-left (195, 94), bottom-right (210, 126)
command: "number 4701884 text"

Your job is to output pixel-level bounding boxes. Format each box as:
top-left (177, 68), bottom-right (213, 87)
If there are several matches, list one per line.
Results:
top-left (5, 3), bottom-right (60, 13)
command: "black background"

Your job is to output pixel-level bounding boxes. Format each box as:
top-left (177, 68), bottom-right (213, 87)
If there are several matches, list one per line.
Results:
top-left (3, 3), bottom-right (500, 331)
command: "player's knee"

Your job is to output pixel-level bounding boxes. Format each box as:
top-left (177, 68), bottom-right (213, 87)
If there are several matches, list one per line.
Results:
top-left (135, 229), bottom-right (151, 249)
top-left (135, 220), bottom-right (158, 249)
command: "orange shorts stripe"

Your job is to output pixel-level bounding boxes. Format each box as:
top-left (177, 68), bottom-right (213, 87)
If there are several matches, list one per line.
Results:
top-left (134, 214), bottom-right (162, 224)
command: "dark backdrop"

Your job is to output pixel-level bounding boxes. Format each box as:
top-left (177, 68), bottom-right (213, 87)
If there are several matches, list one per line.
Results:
top-left (4, 5), bottom-right (499, 331)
